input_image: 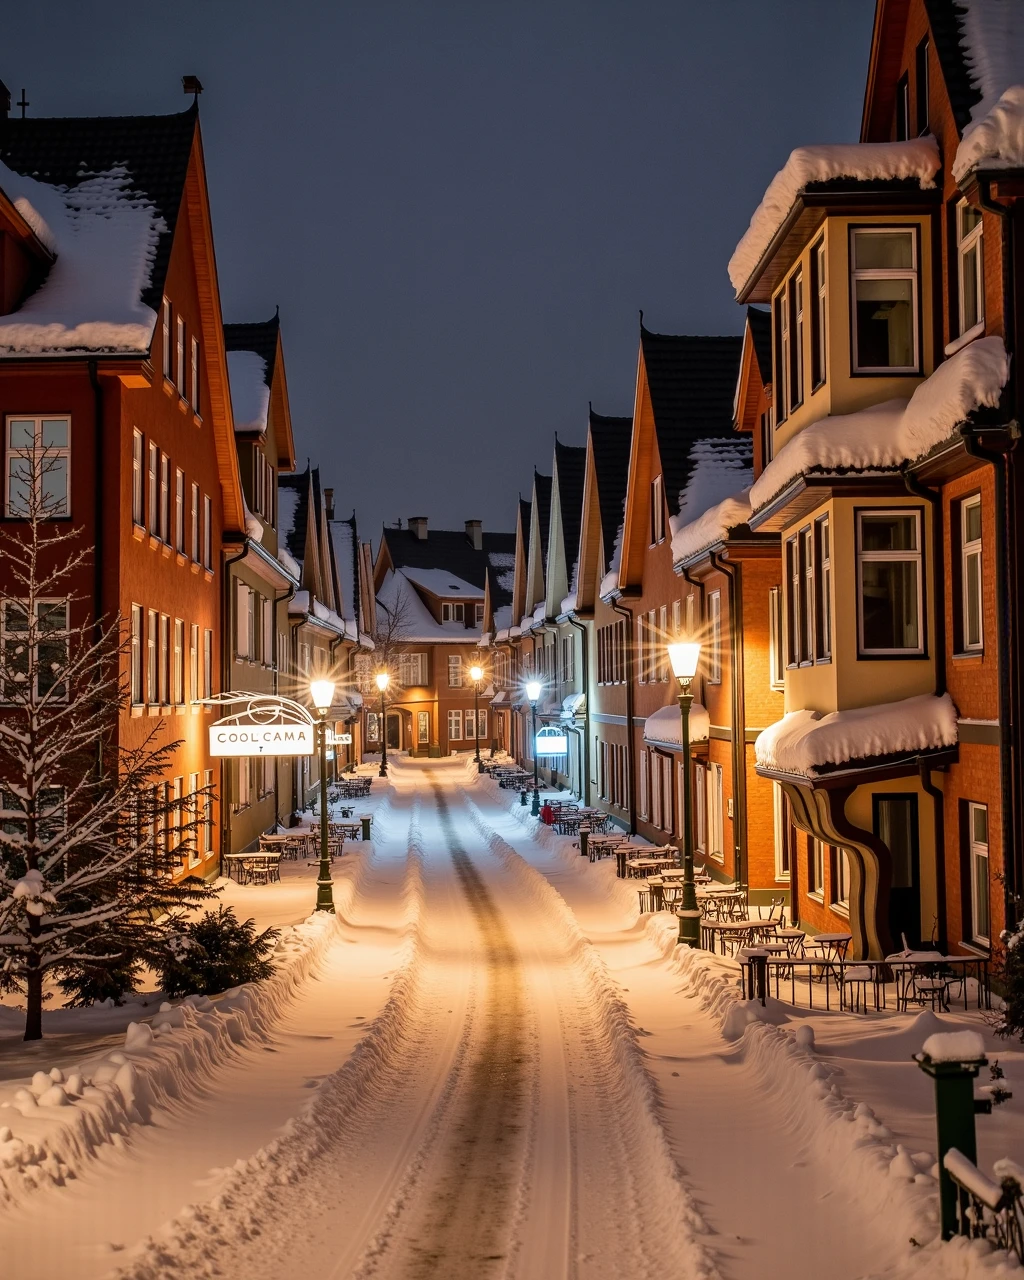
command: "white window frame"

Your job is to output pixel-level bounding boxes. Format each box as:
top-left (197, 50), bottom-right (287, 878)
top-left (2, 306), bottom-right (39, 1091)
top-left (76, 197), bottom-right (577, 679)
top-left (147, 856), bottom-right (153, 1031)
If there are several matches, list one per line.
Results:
top-left (772, 782), bottom-right (791, 881)
top-left (639, 749), bottom-right (649, 820)
top-left (650, 473), bottom-right (665, 544)
top-left (203, 628), bottom-right (213, 698)
top-left (815, 238), bottom-right (827, 387)
top-left (173, 618), bottom-right (185, 705)
top-left (159, 453), bottom-right (170, 542)
top-left (203, 494), bottom-right (212, 570)
top-left (768, 586), bottom-right (785, 690)
top-left (159, 614), bottom-right (170, 704)
top-left (1, 598), bottom-right (69, 703)
top-left (694, 762), bottom-right (706, 856)
top-left (831, 846), bottom-right (851, 912)
top-left (465, 709), bottom-right (476, 743)
top-left (790, 269), bottom-right (804, 412)
top-left (961, 494), bottom-right (983, 652)
top-left (956, 199), bottom-right (984, 341)
top-left (651, 753), bottom-right (662, 828)
top-left (850, 226), bottom-right (919, 373)
top-left (707, 591), bottom-right (722, 684)
top-left (191, 483), bottom-right (200, 562)
top-left (131, 603), bottom-right (144, 706)
top-left (809, 838), bottom-right (825, 902)
top-left (442, 602), bottom-right (465, 623)
top-left (477, 708), bottom-right (487, 741)
top-left (856, 509), bottom-right (924, 656)
top-left (203, 769), bottom-right (214, 853)
top-left (815, 515), bottom-right (832, 662)
top-left (969, 801), bottom-right (990, 945)
top-left (190, 622), bottom-right (199, 705)
top-left (707, 761), bottom-right (724, 863)
top-left (132, 429), bottom-right (144, 526)
top-left (148, 443), bottom-right (159, 535)
top-left (175, 467), bottom-right (185, 553)
top-left (176, 316), bottom-right (186, 396)
top-left (448, 655), bottom-right (463, 687)
top-left (147, 609), bottom-right (157, 703)
top-left (161, 298), bottom-right (172, 379)
top-left (5, 416), bottom-right (71, 518)
top-left (447, 709), bottom-right (463, 741)
top-left (417, 710), bottom-right (430, 745)
top-left (190, 335), bottom-right (201, 413)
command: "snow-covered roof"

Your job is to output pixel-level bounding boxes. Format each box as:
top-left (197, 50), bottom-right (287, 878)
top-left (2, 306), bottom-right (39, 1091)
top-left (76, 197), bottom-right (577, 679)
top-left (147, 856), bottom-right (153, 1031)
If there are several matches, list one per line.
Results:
top-left (643, 702), bottom-right (710, 747)
top-left (672, 439), bottom-right (753, 532)
top-left (754, 693), bottom-right (958, 778)
top-left (952, 0), bottom-right (1024, 180)
top-left (559, 592), bottom-right (577, 615)
top-left (288, 589), bottom-right (350, 637)
top-left (401, 567), bottom-right (483, 598)
top-left (277, 484), bottom-right (302, 569)
top-left (598, 520), bottom-right (625, 599)
top-left (0, 160), bottom-right (168, 355)
top-left (492, 604), bottom-right (512, 639)
top-left (671, 489), bottom-right (753, 565)
top-left (954, 83), bottom-right (1024, 180)
top-left (277, 546), bottom-right (301, 581)
top-left (749, 336), bottom-right (1009, 516)
top-left (227, 349), bottom-right (271, 433)
top-left (487, 550), bottom-right (516, 596)
top-left (727, 138), bottom-right (940, 296)
top-left (243, 504), bottom-right (264, 543)
top-left (330, 519), bottom-right (358, 624)
top-left (377, 569), bottom-right (483, 644)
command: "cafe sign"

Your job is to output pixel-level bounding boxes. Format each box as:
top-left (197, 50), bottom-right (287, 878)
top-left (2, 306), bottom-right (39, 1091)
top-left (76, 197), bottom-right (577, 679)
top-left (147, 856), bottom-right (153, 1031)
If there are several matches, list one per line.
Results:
top-left (200, 693), bottom-right (317, 757)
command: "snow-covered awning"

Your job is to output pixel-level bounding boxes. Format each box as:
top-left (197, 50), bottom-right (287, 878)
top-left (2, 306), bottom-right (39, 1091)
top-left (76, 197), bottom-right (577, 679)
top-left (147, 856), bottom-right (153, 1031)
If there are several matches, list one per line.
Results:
top-left (642, 702), bottom-right (710, 749)
top-left (749, 337), bottom-right (1010, 520)
top-left (560, 693), bottom-right (586, 721)
top-left (754, 693), bottom-right (958, 780)
top-left (728, 137), bottom-right (940, 298)
top-left (671, 489), bottom-right (753, 566)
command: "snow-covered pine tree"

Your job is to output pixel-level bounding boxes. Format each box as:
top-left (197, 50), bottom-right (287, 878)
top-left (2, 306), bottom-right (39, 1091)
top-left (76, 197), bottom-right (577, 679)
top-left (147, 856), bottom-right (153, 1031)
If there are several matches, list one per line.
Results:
top-left (0, 450), bottom-right (214, 1040)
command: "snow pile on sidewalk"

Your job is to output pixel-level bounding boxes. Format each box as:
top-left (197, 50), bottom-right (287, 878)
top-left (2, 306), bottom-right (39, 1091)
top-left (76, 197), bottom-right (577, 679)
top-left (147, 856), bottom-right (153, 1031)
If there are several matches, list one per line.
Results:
top-left (728, 137), bottom-right (939, 294)
top-left (749, 337), bottom-right (1010, 513)
top-left (754, 693), bottom-right (958, 777)
top-left (0, 161), bottom-right (166, 355)
top-left (0, 912), bottom-right (338, 1207)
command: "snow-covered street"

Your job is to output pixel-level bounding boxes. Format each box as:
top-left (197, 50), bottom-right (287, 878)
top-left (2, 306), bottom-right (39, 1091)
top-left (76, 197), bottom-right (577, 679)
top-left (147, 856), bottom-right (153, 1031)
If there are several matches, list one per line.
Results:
top-left (1, 758), bottom-right (1019, 1279)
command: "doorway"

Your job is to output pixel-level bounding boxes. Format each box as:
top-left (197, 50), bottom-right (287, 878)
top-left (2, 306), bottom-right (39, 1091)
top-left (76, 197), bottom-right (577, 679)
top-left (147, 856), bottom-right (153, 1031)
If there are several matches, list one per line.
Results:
top-left (874, 793), bottom-right (920, 949)
top-left (386, 713), bottom-right (401, 750)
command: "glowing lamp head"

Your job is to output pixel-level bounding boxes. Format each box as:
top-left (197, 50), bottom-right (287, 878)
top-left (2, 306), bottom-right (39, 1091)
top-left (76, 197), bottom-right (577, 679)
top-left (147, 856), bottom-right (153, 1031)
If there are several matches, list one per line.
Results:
top-left (470, 665), bottom-right (483, 683)
top-left (525, 680), bottom-right (542, 703)
top-left (667, 641), bottom-right (702, 683)
top-left (310, 678), bottom-right (336, 713)
top-left (375, 671), bottom-right (390, 693)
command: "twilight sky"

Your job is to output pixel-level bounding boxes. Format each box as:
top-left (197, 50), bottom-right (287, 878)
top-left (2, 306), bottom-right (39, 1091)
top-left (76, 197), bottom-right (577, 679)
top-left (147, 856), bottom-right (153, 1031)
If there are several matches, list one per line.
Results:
top-left (6, 1), bottom-right (872, 549)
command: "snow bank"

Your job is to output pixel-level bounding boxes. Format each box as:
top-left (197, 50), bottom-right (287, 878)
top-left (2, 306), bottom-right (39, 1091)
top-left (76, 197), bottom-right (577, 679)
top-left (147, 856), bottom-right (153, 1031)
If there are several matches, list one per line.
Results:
top-left (671, 489), bottom-right (752, 565)
top-left (226, 350), bottom-right (271, 433)
top-left (755, 693), bottom-right (958, 778)
top-left (643, 701), bottom-right (710, 746)
top-left (749, 337), bottom-right (1009, 514)
top-left (728, 138), bottom-right (940, 295)
top-left (0, 162), bottom-right (166, 355)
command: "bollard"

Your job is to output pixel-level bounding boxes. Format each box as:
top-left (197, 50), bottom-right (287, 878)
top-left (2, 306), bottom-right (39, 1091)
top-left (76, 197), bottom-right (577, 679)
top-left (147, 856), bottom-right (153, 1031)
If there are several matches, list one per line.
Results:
top-left (520, 788), bottom-right (527, 806)
top-left (916, 1036), bottom-right (989, 1239)
top-left (580, 829), bottom-right (589, 860)
top-left (360, 816), bottom-right (371, 842)
top-left (745, 950), bottom-right (768, 1006)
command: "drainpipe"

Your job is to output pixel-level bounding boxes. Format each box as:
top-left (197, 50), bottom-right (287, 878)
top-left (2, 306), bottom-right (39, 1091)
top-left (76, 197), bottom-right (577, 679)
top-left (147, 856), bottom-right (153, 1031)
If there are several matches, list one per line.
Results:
top-left (568, 613), bottom-right (590, 803)
top-left (611, 597), bottom-right (637, 834)
top-left (710, 550), bottom-right (747, 891)
top-left (970, 175), bottom-right (1021, 928)
top-left (88, 361), bottom-right (104, 639)
top-left (222, 539), bottom-right (250, 860)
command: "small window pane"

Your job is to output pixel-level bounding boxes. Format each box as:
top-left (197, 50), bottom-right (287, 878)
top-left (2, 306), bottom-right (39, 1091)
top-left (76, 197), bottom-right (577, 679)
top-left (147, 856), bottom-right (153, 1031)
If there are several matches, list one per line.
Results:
top-left (854, 278), bottom-right (915, 367)
top-left (960, 204), bottom-right (983, 238)
top-left (41, 419), bottom-right (69, 449)
top-left (972, 805), bottom-right (988, 845)
top-left (41, 458), bottom-right (69, 514)
top-left (961, 244), bottom-right (981, 332)
top-left (861, 514), bottom-right (917, 552)
top-left (965, 501), bottom-right (982, 543)
top-left (7, 459), bottom-right (32, 515)
top-left (9, 420), bottom-right (35, 448)
top-left (861, 561), bottom-right (920, 650)
top-left (965, 554), bottom-right (982, 648)
top-left (854, 231), bottom-right (914, 270)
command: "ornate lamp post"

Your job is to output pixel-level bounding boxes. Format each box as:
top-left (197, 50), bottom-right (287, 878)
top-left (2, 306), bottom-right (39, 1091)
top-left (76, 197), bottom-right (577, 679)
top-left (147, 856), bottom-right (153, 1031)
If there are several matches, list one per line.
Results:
top-left (375, 670), bottom-right (390, 778)
top-left (526, 679), bottom-right (541, 816)
top-left (470, 663), bottom-right (484, 772)
top-left (310, 678), bottom-right (336, 914)
top-left (667, 641), bottom-right (702, 947)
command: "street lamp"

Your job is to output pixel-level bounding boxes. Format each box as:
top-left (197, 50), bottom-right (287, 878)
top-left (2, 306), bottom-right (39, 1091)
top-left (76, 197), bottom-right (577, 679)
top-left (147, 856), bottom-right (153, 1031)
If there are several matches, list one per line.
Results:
top-left (526, 679), bottom-right (541, 816)
top-left (470, 663), bottom-right (484, 772)
top-left (375, 671), bottom-right (390, 777)
top-left (667, 641), bottom-right (702, 948)
top-left (310, 677), bottom-right (336, 914)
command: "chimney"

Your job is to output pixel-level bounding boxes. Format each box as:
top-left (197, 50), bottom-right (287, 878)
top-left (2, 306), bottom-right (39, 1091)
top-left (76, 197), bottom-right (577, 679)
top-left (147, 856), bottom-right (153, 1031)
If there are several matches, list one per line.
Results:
top-left (324, 487), bottom-right (335, 520)
top-left (409, 516), bottom-right (428, 541)
top-left (465, 519), bottom-right (483, 551)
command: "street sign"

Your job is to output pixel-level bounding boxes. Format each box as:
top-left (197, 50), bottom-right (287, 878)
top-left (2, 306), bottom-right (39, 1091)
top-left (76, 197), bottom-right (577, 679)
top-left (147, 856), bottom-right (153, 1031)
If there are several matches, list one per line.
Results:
top-left (202, 692), bottom-right (317, 757)
top-left (535, 727), bottom-right (568, 755)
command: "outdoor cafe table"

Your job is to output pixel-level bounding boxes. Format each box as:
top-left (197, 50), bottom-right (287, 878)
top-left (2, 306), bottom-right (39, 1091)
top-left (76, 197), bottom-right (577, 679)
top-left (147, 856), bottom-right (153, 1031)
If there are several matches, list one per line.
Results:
top-left (222, 851), bottom-right (281, 884)
top-left (624, 854), bottom-right (676, 879)
top-left (805, 932), bottom-right (852, 962)
top-left (330, 820), bottom-right (363, 841)
top-left (700, 918), bottom-right (777, 955)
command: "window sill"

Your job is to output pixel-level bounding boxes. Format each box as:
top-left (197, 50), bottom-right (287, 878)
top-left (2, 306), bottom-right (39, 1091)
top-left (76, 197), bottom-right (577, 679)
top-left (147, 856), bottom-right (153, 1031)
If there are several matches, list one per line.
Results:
top-left (193, 413), bottom-right (203, 428)
top-left (709, 851), bottom-right (725, 864)
top-left (952, 650), bottom-right (985, 662)
top-left (807, 891), bottom-right (824, 904)
top-left (174, 704), bottom-right (186, 715)
top-left (147, 705), bottom-right (161, 717)
top-left (830, 901), bottom-right (850, 918)
top-left (774, 872), bottom-right (791, 883)
top-left (204, 569), bottom-right (214, 582)
top-left (132, 523), bottom-right (146, 542)
top-left (177, 396), bottom-right (189, 414)
top-left (162, 378), bottom-right (175, 396)
top-left (191, 561), bottom-right (201, 575)
top-left (148, 534), bottom-right (161, 550)
top-left (130, 704), bottom-right (145, 717)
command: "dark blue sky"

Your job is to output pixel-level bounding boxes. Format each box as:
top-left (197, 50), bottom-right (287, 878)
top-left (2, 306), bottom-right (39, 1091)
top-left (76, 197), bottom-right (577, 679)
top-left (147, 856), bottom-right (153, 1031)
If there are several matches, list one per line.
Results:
top-left (6, 1), bottom-right (873, 547)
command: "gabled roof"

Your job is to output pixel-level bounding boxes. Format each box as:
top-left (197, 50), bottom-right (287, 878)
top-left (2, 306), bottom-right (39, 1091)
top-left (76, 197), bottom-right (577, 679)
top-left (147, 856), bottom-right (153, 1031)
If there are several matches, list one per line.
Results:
top-left (747, 307), bottom-right (772, 388)
top-left (378, 526), bottom-right (516, 593)
top-left (552, 440), bottom-right (586, 574)
top-left (533, 471), bottom-right (552, 573)
top-left (639, 326), bottom-right (744, 518)
top-left (588, 410), bottom-right (632, 572)
top-left (0, 106), bottom-right (198, 335)
top-left (224, 313), bottom-right (297, 471)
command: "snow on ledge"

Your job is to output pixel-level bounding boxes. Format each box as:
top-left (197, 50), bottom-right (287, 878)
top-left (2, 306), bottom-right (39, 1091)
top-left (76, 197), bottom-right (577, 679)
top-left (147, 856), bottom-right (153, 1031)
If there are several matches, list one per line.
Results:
top-left (749, 337), bottom-right (1010, 515)
top-left (754, 693), bottom-right (958, 778)
top-left (727, 137), bottom-right (940, 296)
top-left (643, 702), bottom-right (710, 746)
top-left (671, 489), bottom-right (752, 565)
top-left (922, 1029), bottom-right (986, 1063)
top-left (954, 84), bottom-right (1024, 180)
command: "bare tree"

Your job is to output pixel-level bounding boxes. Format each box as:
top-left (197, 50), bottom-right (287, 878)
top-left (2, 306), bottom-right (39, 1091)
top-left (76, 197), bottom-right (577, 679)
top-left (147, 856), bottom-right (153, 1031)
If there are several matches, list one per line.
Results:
top-left (0, 452), bottom-right (213, 1040)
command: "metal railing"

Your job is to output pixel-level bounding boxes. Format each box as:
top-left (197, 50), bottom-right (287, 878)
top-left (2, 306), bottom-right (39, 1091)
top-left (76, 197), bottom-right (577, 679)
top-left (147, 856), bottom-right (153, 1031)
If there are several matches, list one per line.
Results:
top-left (944, 1149), bottom-right (1024, 1261)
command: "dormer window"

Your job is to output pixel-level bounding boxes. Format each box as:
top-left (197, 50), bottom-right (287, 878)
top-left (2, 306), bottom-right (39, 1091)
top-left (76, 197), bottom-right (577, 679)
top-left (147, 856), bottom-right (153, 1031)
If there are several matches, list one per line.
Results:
top-left (850, 227), bottom-right (918, 373)
top-left (442, 602), bottom-right (464, 623)
top-left (474, 603), bottom-right (485, 627)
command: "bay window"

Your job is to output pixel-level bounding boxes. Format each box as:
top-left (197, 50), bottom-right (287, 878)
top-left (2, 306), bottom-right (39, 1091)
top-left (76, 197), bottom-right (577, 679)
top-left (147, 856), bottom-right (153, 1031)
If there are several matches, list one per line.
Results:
top-left (850, 228), bottom-right (918, 372)
top-left (956, 200), bottom-right (984, 339)
top-left (856, 510), bottom-right (923, 655)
